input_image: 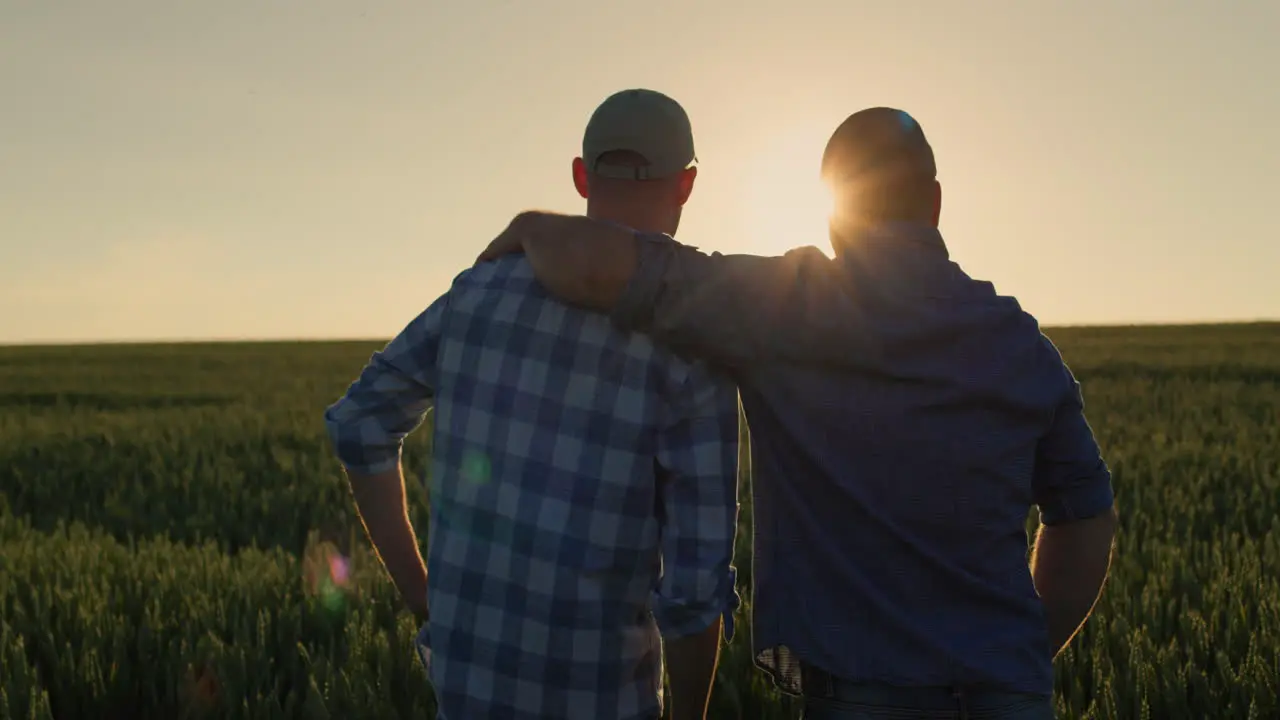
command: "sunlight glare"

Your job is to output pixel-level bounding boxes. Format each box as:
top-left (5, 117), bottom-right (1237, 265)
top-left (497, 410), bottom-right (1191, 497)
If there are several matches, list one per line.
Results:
top-left (740, 129), bottom-right (836, 257)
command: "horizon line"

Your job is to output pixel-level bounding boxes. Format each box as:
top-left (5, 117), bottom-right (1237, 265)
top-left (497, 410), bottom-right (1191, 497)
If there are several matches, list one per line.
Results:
top-left (1, 318), bottom-right (1277, 349)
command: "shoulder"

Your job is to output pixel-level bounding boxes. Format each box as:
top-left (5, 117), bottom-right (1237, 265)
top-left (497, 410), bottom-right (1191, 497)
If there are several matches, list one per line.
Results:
top-left (783, 244), bottom-right (834, 262)
top-left (441, 256), bottom-right (542, 310)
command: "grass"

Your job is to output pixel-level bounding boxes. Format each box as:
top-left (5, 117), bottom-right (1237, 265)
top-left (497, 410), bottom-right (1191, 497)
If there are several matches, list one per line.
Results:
top-left (1, 322), bottom-right (1277, 718)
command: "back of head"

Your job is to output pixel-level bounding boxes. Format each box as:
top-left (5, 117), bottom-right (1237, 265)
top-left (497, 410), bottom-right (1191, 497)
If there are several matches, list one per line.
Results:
top-left (572, 89), bottom-right (699, 236)
top-left (821, 107), bottom-right (941, 251)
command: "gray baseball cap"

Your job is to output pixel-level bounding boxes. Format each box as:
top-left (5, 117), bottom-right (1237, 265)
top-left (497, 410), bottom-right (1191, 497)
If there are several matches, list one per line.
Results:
top-left (582, 89), bottom-right (697, 180)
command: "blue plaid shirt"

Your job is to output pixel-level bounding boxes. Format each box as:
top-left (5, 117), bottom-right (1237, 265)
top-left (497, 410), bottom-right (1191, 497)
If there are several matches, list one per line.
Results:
top-left (324, 255), bottom-right (741, 719)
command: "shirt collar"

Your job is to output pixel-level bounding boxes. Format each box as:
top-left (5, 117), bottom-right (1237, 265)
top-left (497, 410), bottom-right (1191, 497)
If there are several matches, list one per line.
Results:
top-left (833, 221), bottom-right (949, 261)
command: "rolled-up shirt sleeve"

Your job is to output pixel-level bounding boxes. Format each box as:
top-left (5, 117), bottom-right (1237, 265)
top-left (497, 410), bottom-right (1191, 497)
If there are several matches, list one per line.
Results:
top-left (1032, 368), bottom-right (1115, 526)
top-left (650, 362), bottom-right (742, 641)
top-left (611, 233), bottom-right (875, 369)
top-left (323, 294), bottom-right (448, 476)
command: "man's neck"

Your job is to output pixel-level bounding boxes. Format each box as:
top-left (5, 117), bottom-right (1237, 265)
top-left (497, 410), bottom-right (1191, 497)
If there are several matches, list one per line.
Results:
top-left (831, 220), bottom-right (945, 258)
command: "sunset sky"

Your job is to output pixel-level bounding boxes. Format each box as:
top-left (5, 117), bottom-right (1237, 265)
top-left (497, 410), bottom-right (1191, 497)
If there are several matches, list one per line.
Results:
top-left (2, 1), bottom-right (1276, 344)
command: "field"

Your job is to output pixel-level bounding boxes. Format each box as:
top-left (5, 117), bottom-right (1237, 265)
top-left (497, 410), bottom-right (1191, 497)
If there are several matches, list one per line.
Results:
top-left (1, 323), bottom-right (1277, 719)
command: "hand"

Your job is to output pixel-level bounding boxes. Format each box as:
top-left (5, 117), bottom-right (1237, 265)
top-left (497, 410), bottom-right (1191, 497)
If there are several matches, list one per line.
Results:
top-left (411, 605), bottom-right (430, 627)
top-left (406, 597), bottom-right (430, 626)
top-left (475, 210), bottom-right (545, 264)
top-left (475, 210), bottom-right (595, 264)
top-left (477, 210), bottom-right (640, 311)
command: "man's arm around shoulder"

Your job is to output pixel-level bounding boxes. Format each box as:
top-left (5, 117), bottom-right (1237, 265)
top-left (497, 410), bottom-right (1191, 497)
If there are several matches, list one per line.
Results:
top-left (477, 211), bottom-right (867, 369)
top-left (651, 365), bottom-right (741, 720)
top-left (611, 236), bottom-right (870, 369)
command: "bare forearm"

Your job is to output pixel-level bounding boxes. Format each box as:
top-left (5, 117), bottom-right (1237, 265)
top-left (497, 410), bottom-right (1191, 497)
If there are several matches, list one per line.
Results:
top-left (485, 213), bottom-right (864, 369)
top-left (1031, 507), bottom-right (1118, 655)
top-left (346, 466), bottom-right (429, 614)
top-left (610, 240), bottom-right (869, 369)
top-left (664, 617), bottom-right (723, 720)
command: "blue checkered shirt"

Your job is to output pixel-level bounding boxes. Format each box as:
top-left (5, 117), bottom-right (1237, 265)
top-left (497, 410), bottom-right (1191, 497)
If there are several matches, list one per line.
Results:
top-left (324, 255), bottom-right (741, 719)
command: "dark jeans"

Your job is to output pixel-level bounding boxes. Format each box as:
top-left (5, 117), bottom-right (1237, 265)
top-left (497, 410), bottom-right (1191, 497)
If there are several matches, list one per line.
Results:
top-left (801, 666), bottom-right (1054, 720)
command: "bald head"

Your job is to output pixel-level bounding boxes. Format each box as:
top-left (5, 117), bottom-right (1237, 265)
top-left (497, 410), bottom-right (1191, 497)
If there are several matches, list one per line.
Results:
top-left (822, 107), bottom-right (942, 240)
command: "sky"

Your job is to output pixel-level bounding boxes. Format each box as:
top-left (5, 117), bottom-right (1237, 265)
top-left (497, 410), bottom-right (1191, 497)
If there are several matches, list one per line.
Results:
top-left (2, 1), bottom-right (1277, 344)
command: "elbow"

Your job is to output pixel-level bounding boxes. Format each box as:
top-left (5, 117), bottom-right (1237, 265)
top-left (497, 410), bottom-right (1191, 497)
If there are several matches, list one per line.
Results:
top-left (1104, 503), bottom-right (1119, 527)
top-left (322, 402), bottom-right (399, 477)
top-left (1092, 503), bottom-right (1119, 538)
top-left (322, 405), bottom-right (342, 445)
top-left (1041, 503), bottom-right (1119, 564)
top-left (322, 403), bottom-right (354, 457)
top-left (1080, 505), bottom-right (1120, 561)
top-left (1103, 505), bottom-right (1120, 547)
top-left (1036, 470), bottom-right (1117, 529)
top-left (1063, 503), bottom-right (1119, 539)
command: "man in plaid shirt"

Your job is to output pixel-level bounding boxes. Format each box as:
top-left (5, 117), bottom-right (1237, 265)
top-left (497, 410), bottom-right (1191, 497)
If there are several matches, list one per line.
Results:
top-left (324, 89), bottom-right (741, 720)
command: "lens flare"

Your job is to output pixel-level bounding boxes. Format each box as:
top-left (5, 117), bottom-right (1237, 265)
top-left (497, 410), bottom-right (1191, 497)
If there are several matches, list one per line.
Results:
top-left (328, 554), bottom-right (350, 586)
top-left (461, 449), bottom-right (491, 485)
top-left (303, 538), bottom-right (352, 614)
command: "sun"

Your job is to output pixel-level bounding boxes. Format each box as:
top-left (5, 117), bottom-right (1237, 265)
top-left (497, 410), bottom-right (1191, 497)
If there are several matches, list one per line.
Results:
top-left (740, 129), bottom-right (836, 257)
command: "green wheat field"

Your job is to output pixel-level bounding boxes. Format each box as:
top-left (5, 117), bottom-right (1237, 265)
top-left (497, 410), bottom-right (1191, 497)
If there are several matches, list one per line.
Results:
top-left (1, 323), bottom-right (1277, 719)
